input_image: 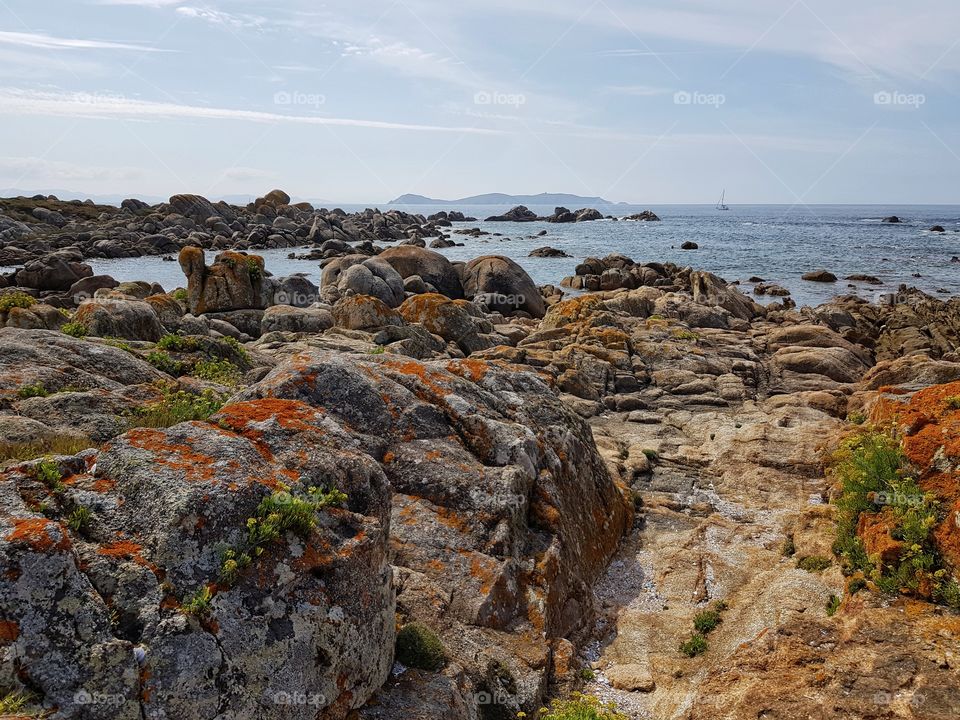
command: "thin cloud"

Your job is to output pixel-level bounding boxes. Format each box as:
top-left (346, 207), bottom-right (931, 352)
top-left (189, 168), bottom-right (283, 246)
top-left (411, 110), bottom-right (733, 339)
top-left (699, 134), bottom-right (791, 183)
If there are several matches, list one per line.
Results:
top-left (0, 88), bottom-right (502, 135)
top-left (0, 30), bottom-right (169, 52)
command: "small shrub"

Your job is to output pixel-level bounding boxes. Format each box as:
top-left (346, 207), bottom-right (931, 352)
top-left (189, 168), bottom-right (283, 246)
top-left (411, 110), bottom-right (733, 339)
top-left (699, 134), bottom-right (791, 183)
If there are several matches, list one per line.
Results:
top-left (641, 449), bottom-right (659, 462)
top-left (127, 387), bottom-right (227, 429)
top-left (192, 358), bottom-right (241, 385)
top-left (693, 609), bottom-right (721, 634)
top-left (847, 577), bottom-right (868, 594)
top-left (245, 257), bottom-right (263, 281)
top-left (146, 350), bottom-right (184, 376)
top-left (781, 536), bottom-right (796, 556)
top-left (395, 622), bottom-right (446, 670)
top-left (172, 288), bottom-right (188, 302)
top-left (826, 594), bottom-right (841, 616)
top-left (67, 506), bottom-right (92, 532)
top-left (157, 333), bottom-right (200, 353)
top-left (217, 487), bottom-right (347, 586)
top-left (578, 668), bottom-right (596, 681)
top-left (61, 321), bottom-right (88, 338)
top-left (219, 335), bottom-right (250, 364)
top-left (536, 693), bottom-right (628, 720)
top-left (16, 383), bottom-right (49, 399)
top-left (0, 291), bottom-right (36, 312)
top-left (944, 396), bottom-right (960, 411)
top-left (181, 585), bottom-right (213, 616)
top-left (34, 458), bottom-right (63, 490)
top-left (679, 633), bottom-right (708, 657)
top-left (797, 555), bottom-right (832, 573)
top-left (847, 410), bottom-right (867, 425)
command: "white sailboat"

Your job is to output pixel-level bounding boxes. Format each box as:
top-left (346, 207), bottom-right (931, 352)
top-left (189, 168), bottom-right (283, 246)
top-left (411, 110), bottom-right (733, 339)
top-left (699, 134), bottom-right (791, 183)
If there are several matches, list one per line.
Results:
top-left (716, 189), bottom-right (729, 210)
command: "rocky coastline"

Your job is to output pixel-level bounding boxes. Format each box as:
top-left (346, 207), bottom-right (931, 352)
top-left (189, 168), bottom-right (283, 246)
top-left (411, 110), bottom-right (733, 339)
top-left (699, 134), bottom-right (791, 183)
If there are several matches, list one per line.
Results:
top-left (1, 190), bottom-right (959, 719)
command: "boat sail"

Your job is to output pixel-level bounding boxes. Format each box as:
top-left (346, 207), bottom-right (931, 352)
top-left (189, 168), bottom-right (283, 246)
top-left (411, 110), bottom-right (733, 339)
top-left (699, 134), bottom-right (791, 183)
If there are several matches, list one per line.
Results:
top-left (716, 189), bottom-right (729, 210)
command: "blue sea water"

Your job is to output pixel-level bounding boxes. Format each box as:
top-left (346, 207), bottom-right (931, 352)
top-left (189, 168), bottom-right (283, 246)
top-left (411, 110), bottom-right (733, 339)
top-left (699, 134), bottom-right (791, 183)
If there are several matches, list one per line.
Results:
top-left (68, 204), bottom-right (960, 309)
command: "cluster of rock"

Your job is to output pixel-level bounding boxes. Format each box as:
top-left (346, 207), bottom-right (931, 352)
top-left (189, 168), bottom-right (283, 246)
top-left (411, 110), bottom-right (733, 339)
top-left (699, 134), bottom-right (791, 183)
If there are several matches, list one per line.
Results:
top-left (0, 191), bottom-right (454, 290)
top-left (4, 213), bottom-right (960, 720)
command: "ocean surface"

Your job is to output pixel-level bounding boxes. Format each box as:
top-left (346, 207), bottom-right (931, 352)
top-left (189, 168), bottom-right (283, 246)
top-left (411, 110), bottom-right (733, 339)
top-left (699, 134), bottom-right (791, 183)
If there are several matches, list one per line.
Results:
top-left (32, 204), bottom-right (960, 309)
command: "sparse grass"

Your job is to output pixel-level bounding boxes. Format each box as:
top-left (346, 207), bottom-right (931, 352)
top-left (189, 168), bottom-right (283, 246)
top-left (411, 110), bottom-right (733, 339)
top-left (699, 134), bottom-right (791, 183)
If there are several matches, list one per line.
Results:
top-left (102, 337), bottom-right (135, 352)
top-left (826, 594), bottom-right (841, 616)
top-left (0, 291), bottom-right (36, 312)
top-left (127, 387), bottom-right (227, 429)
top-left (16, 383), bottom-right (49, 399)
top-left (673, 329), bottom-right (700, 341)
top-left (368, 346), bottom-right (386, 355)
top-left (66, 506), bottom-right (92, 532)
top-left (395, 622), bottom-right (446, 671)
top-left (0, 436), bottom-right (96, 466)
top-left (679, 633), bottom-right (708, 658)
top-left (533, 692), bottom-right (628, 720)
top-left (61, 321), bottom-right (88, 338)
top-left (192, 358), bottom-right (241, 385)
top-left (796, 555), bottom-right (832, 573)
top-left (218, 486), bottom-right (348, 587)
top-left (847, 410), bottom-right (867, 425)
top-left (0, 690), bottom-right (32, 715)
top-left (181, 585), bottom-right (213, 617)
top-left (146, 350), bottom-right (185, 376)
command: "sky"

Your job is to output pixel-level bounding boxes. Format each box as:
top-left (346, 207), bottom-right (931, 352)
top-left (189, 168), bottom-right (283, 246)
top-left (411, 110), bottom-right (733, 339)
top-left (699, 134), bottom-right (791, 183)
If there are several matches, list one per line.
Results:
top-left (1, 0), bottom-right (959, 204)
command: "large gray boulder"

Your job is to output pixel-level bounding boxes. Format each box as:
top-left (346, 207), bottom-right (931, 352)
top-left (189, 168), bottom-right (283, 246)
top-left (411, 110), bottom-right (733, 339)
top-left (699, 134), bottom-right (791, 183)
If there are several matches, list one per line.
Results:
top-left (73, 298), bottom-right (165, 342)
top-left (460, 255), bottom-right (546, 318)
top-left (377, 246), bottom-right (464, 299)
top-left (322, 256), bottom-right (405, 308)
top-left (0, 398), bottom-right (394, 719)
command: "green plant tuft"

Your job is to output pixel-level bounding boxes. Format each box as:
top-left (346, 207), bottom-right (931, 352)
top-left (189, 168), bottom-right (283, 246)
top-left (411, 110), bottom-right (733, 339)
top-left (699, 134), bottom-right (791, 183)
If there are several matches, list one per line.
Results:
top-left (395, 622), bottom-right (446, 670)
top-left (16, 383), bottom-right (49, 399)
top-left (0, 291), bottom-right (36, 312)
top-left (192, 358), bottom-right (241, 385)
top-left (67, 506), bottom-right (92, 532)
top-left (826, 594), bottom-right (841, 616)
top-left (693, 609), bottom-right (721, 634)
top-left (61, 321), bottom-right (88, 338)
top-left (796, 555), bottom-right (832, 573)
top-left (536, 692), bottom-right (628, 720)
top-left (146, 350), bottom-right (185, 376)
top-left (181, 585), bottom-right (213, 616)
top-left (679, 632), bottom-right (708, 658)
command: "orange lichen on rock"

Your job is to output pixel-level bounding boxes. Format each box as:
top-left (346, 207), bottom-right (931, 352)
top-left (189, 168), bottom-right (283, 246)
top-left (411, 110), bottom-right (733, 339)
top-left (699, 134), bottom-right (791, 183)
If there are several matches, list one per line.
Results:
top-left (216, 398), bottom-right (324, 435)
top-left (4, 518), bottom-right (70, 552)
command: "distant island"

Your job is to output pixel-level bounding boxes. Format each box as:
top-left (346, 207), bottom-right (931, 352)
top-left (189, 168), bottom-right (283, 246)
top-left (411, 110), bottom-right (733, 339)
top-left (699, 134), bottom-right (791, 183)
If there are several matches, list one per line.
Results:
top-left (389, 192), bottom-right (629, 206)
